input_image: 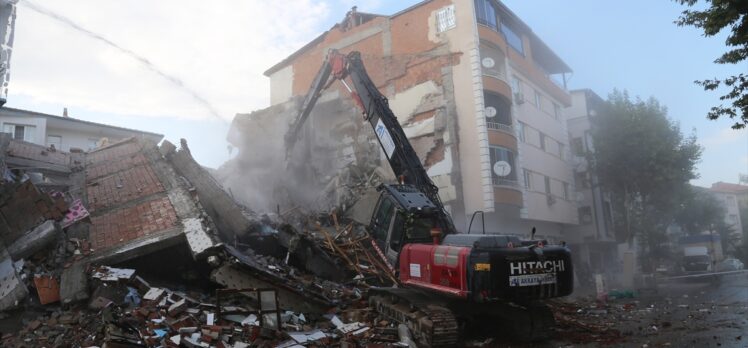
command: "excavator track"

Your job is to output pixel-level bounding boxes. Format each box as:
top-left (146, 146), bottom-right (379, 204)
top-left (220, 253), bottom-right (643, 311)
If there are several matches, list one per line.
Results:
top-left (369, 288), bottom-right (459, 347)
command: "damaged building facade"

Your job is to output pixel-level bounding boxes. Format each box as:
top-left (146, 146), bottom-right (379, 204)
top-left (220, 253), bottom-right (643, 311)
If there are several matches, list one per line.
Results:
top-left (226, 0), bottom-right (577, 240)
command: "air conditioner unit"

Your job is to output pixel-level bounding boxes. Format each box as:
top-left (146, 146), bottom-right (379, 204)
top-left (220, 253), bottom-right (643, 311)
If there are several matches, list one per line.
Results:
top-left (546, 194), bottom-right (556, 205)
top-left (514, 92), bottom-right (525, 104)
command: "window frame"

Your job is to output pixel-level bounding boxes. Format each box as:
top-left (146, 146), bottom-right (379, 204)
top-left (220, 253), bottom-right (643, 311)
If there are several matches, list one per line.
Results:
top-left (499, 22), bottom-right (524, 55)
top-left (489, 145), bottom-right (517, 184)
top-left (474, 0), bottom-right (498, 31)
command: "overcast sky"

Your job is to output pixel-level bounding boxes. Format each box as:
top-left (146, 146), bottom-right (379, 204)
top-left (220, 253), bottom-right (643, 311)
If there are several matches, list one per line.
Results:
top-left (7, 0), bottom-right (747, 187)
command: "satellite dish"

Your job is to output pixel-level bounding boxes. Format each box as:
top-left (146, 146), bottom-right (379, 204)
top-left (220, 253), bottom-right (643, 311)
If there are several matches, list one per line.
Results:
top-left (493, 161), bottom-right (511, 177)
top-left (485, 106), bottom-right (497, 118)
top-left (481, 57), bottom-right (495, 68)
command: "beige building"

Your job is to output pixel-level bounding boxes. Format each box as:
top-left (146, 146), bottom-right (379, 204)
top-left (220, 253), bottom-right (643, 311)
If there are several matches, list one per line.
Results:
top-left (241, 0), bottom-right (577, 238)
top-left (0, 107), bottom-right (162, 152)
top-left (709, 182), bottom-right (746, 243)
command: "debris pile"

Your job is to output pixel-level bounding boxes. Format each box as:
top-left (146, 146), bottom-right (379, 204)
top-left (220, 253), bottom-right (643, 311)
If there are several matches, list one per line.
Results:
top-left (1, 265), bottom-right (412, 348)
top-left (0, 135), bottom-right (415, 347)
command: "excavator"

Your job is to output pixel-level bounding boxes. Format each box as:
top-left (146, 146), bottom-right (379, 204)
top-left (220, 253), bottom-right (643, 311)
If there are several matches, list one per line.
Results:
top-left (285, 50), bottom-right (573, 347)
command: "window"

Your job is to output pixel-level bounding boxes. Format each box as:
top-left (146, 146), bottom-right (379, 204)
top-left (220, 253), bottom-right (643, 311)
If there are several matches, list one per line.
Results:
top-left (500, 22), bottom-right (524, 55)
top-left (534, 89), bottom-right (542, 108)
top-left (571, 137), bottom-right (584, 156)
top-left (489, 146), bottom-right (517, 185)
top-left (563, 182), bottom-right (570, 200)
top-left (523, 169), bottom-right (532, 189)
top-left (539, 132), bottom-right (546, 150)
top-left (517, 122), bottom-right (525, 142)
top-left (727, 195), bottom-right (736, 206)
top-left (46, 135), bottom-right (62, 149)
top-left (372, 198), bottom-right (395, 243)
top-left (474, 0), bottom-right (497, 30)
top-left (558, 142), bottom-right (566, 160)
top-left (2, 124), bottom-right (36, 142)
top-left (88, 138), bottom-right (100, 150)
top-left (544, 176), bottom-right (551, 194)
top-left (484, 91), bottom-right (512, 130)
top-left (436, 5), bottom-right (456, 32)
top-left (553, 103), bottom-right (561, 119)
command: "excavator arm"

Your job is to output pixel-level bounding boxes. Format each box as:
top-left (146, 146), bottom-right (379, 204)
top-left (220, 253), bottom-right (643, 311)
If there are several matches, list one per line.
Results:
top-left (285, 49), bottom-right (456, 234)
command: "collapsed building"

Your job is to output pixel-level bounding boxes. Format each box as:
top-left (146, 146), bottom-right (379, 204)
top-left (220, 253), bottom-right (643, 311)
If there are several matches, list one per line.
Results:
top-left (0, 135), bottom-right (406, 347)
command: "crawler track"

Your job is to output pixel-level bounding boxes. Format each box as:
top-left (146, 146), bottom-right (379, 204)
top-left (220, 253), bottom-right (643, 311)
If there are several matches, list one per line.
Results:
top-left (369, 288), bottom-right (459, 347)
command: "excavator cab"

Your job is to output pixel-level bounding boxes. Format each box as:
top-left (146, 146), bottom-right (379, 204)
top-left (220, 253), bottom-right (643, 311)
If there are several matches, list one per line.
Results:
top-left (369, 184), bottom-right (447, 266)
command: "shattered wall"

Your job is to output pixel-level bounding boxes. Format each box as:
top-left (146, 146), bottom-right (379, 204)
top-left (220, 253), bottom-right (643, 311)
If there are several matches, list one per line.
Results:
top-left (220, 92), bottom-right (388, 216)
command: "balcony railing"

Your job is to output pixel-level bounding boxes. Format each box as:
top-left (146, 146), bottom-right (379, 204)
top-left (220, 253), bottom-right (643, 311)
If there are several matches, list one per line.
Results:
top-left (487, 122), bottom-right (513, 134)
top-left (492, 177), bottom-right (519, 187)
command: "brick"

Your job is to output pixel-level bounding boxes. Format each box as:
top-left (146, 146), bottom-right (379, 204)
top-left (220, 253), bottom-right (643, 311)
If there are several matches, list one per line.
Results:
top-left (87, 164), bottom-right (165, 212)
top-left (89, 196), bottom-right (178, 251)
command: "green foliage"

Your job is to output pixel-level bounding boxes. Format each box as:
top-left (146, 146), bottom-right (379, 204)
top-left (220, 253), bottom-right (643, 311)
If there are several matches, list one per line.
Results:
top-left (674, 0), bottom-right (748, 129)
top-left (590, 90), bottom-right (703, 267)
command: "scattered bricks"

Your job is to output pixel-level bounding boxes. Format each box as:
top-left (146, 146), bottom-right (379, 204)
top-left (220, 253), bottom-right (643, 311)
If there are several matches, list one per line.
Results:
top-left (179, 327), bottom-right (199, 334)
top-left (168, 298), bottom-right (187, 316)
top-left (143, 287), bottom-right (166, 301)
top-left (33, 275), bottom-right (61, 305)
top-left (58, 313), bottom-right (79, 325)
top-left (169, 315), bottom-right (199, 331)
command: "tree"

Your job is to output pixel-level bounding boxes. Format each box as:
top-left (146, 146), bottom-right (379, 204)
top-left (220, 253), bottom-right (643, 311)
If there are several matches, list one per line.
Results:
top-left (674, 0), bottom-right (748, 129)
top-left (590, 91), bottom-right (703, 270)
top-left (675, 186), bottom-right (725, 235)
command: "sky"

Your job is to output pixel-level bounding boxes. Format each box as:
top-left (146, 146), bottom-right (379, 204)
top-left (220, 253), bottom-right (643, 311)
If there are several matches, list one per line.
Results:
top-left (6, 0), bottom-right (747, 187)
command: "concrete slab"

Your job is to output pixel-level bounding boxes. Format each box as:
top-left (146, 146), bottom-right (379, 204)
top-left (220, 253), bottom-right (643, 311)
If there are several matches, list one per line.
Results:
top-left (0, 246), bottom-right (27, 311)
top-left (60, 262), bottom-right (89, 305)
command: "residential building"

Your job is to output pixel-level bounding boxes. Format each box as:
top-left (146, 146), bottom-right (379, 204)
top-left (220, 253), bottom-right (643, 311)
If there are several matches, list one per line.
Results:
top-left (564, 89), bottom-right (618, 272)
top-left (0, 107), bottom-right (163, 152)
top-left (247, 0), bottom-right (576, 239)
top-left (709, 182), bottom-right (746, 242)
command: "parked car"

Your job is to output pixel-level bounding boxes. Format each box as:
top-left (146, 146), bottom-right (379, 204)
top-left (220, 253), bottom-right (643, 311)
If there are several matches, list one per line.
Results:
top-left (717, 258), bottom-right (745, 272)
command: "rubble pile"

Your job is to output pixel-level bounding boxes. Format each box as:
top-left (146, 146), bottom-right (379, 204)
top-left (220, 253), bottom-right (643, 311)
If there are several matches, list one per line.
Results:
top-left (1, 265), bottom-right (411, 348)
top-left (0, 135), bottom-right (421, 347)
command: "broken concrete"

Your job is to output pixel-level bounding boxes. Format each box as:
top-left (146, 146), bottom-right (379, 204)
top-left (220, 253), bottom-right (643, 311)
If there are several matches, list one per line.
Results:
top-left (6, 220), bottom-right (56, 260)
top-left (0, 246), bottom-right (26, 311)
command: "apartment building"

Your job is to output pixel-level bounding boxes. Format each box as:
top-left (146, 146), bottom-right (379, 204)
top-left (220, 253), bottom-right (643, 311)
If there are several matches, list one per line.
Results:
top-left (709, 182), bottom-right (746, 243)
top-left (564, 89), bottom-right (618, 272)
top-left (255, 0), bottom-right (577, 238)
top-left (0, 107), bottom-right (163, 152)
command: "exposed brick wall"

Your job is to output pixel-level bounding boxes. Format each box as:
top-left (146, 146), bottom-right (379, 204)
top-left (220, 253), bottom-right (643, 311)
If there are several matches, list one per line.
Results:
top-left (87, 164), bottom-right (165, 212)
top-left (85, 153), bottom-right (148, 181)
top-left (86, 139), bottom-right (143, 165)
top-left (7, 140), bottom-right (70, 165)
top-left (89, 196), bottom-right (178, 251)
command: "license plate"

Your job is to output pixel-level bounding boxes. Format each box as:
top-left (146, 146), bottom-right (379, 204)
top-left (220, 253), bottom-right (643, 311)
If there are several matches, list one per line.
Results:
top-left (509, 273), bottom-right (556, 287)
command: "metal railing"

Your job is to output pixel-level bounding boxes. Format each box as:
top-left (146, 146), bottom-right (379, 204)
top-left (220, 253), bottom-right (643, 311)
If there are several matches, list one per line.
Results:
top-left (486, 122), bottom-right (513, 134)
top-left (492, 177), bottom-right (519, 187)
